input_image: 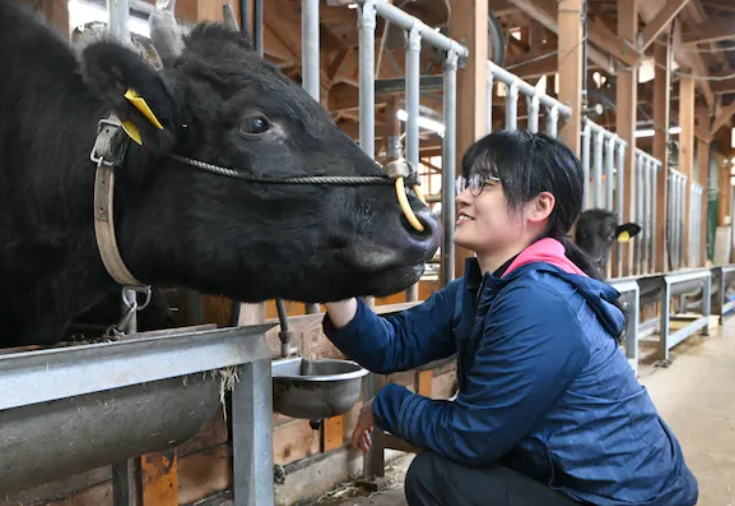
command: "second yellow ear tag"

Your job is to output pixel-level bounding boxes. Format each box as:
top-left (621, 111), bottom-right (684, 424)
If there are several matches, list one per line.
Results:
top-left (617, 230), bottom-right (630, 243)
top-left (124, 89), bottom-right (164, 130)
top-left (121, 120), bottom-right (143, 145)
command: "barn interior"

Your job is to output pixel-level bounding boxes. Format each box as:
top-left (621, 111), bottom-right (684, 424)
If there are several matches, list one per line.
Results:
top-left (2, 0), bottom-right (735, 505)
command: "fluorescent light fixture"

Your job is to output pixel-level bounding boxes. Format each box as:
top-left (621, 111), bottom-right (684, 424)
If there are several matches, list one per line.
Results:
top-left (68, 0), bottom-right (151, 37)
top-left (396, 109), bottom-right (445, 136)
top-left (634, 126), bottom-right (682, 138)
top-left (731, 127), bottom-right (735, 149)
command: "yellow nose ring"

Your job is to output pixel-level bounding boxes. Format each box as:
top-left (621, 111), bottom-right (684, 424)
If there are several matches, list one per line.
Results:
top-left (386, 159), bottom-right (426, 233)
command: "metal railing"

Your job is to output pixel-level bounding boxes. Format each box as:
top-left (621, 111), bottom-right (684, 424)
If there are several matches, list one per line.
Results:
top-left (690, 182), bottom-right (704, 267)
top-left (486, 60), bottom-right (571, 137)
top-left (633, 149), bottom-right (663, 276)
top-left (354, 0), bottom-right (468, 289)
top-left (668, 168), bottom-right (688, 271)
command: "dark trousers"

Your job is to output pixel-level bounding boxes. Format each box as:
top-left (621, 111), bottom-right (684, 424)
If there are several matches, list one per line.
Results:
top-left (404, 452), bottom-right (580, 506)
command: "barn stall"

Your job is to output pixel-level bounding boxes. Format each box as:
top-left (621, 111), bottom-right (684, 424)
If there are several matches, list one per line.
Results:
top-left (3, 0), bottom-right (735, 505)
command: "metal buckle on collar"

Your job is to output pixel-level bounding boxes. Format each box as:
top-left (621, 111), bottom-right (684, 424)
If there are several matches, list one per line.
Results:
top-left (90, 118), bottom-right (127, 167)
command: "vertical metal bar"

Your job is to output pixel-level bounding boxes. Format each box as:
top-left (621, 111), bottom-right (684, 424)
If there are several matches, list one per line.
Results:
top-left (405, 25), bottom-right (421, 175)
top-left (107, 0), bottom-right (130, 40)
top-left (593, 130), bottom-right (603, 210)
top-left (644, 159), bottom-right (653, 275)
top-left (527, 94), bottom-right (540, 133)
top-left (660, 279), bottom-right (671, 362)
top-left (667, 170), bottom-right (674, 270)
top-left (703, 274), bottom-right (712, 336)
top-left (581, 121), bottom-right (591, 210)
top-left (615, 141), bottom-right (625, 276)
top-left (604, 136), bottom-right (614, 211)
top-left (506, 82), bottom-right (518, 131)
top-left (634, 155), bottom-right (643, 275)
top-left (112, 459), bottom-right (141, 506)
top-left (650, 162), bottom-right (658, 273)
top-left (486, 71), bottom-right (494, 134)
top-left (301, 0), bottom-right (320, 101)
top-left (546, 105), bottom-right (559, 138)
top-left (624, 286), bottom-right (640, 376)
top-left (232, 360), bottom-right (274, 506)
top-left (358, 0), bottom-right (377, 159)
top-left (441, 50), bottom-right (459, 286)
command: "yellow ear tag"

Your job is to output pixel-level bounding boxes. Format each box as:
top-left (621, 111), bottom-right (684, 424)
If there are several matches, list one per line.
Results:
top-left (121, 120), bottom-right (143, 145)
top-left (617, 230), bottom-right (630, 243)
top-left (124, 89), bottom-right (164, 130)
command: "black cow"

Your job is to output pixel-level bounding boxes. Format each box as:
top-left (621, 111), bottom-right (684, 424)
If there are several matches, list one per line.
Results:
top-left (574, 209), bottom-right (642, 271)
top-left (0, 0), bottom-right (440, 348)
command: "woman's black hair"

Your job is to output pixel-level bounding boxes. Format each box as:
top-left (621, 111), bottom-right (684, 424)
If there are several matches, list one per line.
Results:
top-left (461, 129), bottom-right (628, 340)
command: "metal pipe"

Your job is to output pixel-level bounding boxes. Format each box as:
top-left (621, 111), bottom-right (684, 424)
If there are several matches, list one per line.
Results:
top-left (593, 130), bottom-right (603, 209)
top-left (650, 161), bottom-right (658, 273)
top-left (487, 63), bottom-right (572, 119)
top-left (405, 25), bottom-right (421, 173)
top-left (581, 121), bottom-right (591, 210)
top-left (254, 0), bottom-right (263, 57)
top-left (375, 76), bottom-right (443, 93)
top-left (107, 0), bottom-right (130, 40)
top-left (302, 0), bottom-right (320, 101)
top-left (441, 51), bottom-right (459, 287)
top-left (358, 0), bottom-right (377, 158)
top-left (604, 137), bottom-right (614, 211)
top-left (643, 159), bottom-right (652, 274)
top-left (546, 105), bottom-right (559, 138)
top-left (486, 72), bottom-right (494, 134)
top-left (527, 95), bottom-right (540, 133)
top-left (635, 155), bottom-right (643, 275)
top-left (615, 141), bottom-right (625, 276)
top-left (506, 82), bottom-right (518, 131)
top-left (353, 0), bottom-right (468, 56)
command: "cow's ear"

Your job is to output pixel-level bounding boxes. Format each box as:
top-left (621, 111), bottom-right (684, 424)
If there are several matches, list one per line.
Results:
top-left (615, 222), bottom-right (642, 242)
top-left (81, 41), bottom-right (177, 152)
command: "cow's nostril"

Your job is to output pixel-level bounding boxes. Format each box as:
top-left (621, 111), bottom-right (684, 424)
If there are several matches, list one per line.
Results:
top-left (401, 209), bottom-right (438, 242)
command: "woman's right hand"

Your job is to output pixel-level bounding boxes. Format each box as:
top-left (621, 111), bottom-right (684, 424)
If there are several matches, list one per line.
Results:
top-left (324, 298), bottom-right (358, 329)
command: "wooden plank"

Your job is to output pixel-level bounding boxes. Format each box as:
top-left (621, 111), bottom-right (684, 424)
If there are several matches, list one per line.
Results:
top-left (177, 445), bottom-right (231, 505)
top-left (640, 0), bottom-right (692, 51)
top-left (557, 0), bottom-right (584, 155)
top-left (654, 38), bottom-right (671, 273)
top-left (450, 0), bottom-right (488, 278)
top-left (417, 369), bottom-right (433, 397)
top-left (709, 99), bottom-right (735, 136)
top-left (679, 76), bottom-right (696, 267)
top-left (617, 0), bottom-right (639, 276)
top-left (322, 417), bottom-right (345, 452)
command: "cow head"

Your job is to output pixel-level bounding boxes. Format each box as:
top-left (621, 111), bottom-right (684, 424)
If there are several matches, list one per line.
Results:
top-left (574, 209), bottom-right (641, 270)
top-left (76, 3), bottom-right (440, 303)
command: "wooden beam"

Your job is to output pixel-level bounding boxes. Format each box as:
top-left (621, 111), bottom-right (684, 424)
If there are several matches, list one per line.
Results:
top-left (450, 0), bottom-right (488, 279)
top-left (697, 135), bottom-right (710, 265)
top-left (557, 0), bottom-right (584, 155)
top-left (682, 18), bottom-right (735, 44)
top-left (503, 0), bottom-right (615, 73)
top-left (680, 76), bottom-right (696, 266)
top-left (640, 0), bottom-right (692, 52)
top-left (653, 38), bottom-right (671, 273)
top-left (617, 0), bottom-right (638, 276)
top-left (712, 75), bottom-right (735, 96)
top-left (709, 99), bottom-right (735, 135)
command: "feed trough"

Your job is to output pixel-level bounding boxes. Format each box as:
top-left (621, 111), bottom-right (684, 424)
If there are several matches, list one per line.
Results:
top-left (0, 323), bottom-right (275, 498)
top-left (272, 357), bottom-right (369, 420)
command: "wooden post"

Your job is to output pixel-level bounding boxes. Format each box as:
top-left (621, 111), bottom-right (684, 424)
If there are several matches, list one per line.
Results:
top-left (653, 37), bottom-right (671, 273)
top-left (557, 0), bottom-right (584, 156)
top-left (679, 76), bottom-right (695, 267)
top-left (616, 0), bottom-right (638, 276)
top-left (450, 0), bottom-right (488, 277)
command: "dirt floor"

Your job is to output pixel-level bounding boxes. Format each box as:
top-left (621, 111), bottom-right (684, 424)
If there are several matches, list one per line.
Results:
top-left (307, 316), bottom-right (735, 506)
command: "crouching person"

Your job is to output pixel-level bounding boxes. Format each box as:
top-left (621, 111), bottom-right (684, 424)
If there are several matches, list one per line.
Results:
top-left (321, 131), bottom-right (698, 506)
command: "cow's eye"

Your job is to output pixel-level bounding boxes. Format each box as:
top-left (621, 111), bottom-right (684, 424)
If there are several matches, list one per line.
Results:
top-left (240, 115), bottom-right (271, 136)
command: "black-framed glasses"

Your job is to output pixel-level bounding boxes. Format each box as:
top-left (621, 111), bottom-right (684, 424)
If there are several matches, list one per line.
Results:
top-left (455, 173), bottom-right (501, 197)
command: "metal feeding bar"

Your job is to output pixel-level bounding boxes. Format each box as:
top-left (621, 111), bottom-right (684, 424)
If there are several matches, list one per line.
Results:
top-left (633, 149), bottom-right (663, 276)
top-left (668, 168), bottom-right (688, 271)
top-left (486, 59), bottom-right (571, 138)
top-left (712, 265), bottom-right (735, 325)
top-left (0, 325), bottom-right (277, 506)
top-left (607, 277), bottom-right (641, 376)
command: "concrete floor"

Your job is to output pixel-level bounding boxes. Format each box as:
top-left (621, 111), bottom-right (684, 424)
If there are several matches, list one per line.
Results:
top-left (309, 315), bottom-right (735, 506)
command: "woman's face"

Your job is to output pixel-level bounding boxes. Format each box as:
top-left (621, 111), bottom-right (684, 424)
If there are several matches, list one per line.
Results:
top-left (452, 173), bottom-right (553, 256)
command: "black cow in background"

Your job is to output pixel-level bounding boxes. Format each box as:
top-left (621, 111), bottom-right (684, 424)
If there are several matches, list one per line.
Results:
top-left (574, 208), bottom-right (642, 272)
top-left (0, 0), bottom-right (441, 348)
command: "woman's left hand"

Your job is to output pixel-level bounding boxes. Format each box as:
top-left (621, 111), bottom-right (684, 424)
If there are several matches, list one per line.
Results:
top-left (351, 398), bottom-right (376, 453)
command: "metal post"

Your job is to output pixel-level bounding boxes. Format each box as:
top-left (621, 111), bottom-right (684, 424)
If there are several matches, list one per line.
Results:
top-left (546, 105), bottom-right (559, 138)
top-left (593, 130), bottom-right (603, 209)
top-left (527, 94), bottom-right (540, 133)
top-left (634, 155), bottom-right (643, 275)
top-left (231, 360), bottom-right (275, 506)
top-left (703, 273), bottom-right (712, 336)
top-left (358, 0), bottom-right (377, 158)
top-left (107, 0), bottom-right (130, 40)
top-left (486, 71), bottom-right (494, 134)
top-left (581, 121), bottom-right (591, 210)
top-left (615, 141), bottom-right (625, 276)
top-left (604, 136), bottom-right (614, 211)
top-left (301, 0), bottom-right (319, 101)
top-left (650, 162), bottom-right (658, 273)
top-left (505, 82), bottom-right (518, 131)
top-left (441, 50), bottom-right (459, 286)
top-left (405, 25), bottom-right (421, 175)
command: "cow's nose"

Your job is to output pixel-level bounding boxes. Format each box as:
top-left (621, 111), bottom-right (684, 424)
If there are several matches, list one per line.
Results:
top-left (401, 208), bottom-right (440, 247)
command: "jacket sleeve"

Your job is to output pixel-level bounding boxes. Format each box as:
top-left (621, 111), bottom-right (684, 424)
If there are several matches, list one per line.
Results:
top-left (322, 280), bottom-right (461, 375)
top-left (371, 282), bottom-right (591, 466)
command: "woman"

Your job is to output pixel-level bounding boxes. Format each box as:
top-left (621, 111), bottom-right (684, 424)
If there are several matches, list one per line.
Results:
top-left (321, 130), bottom-right (698, 506)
